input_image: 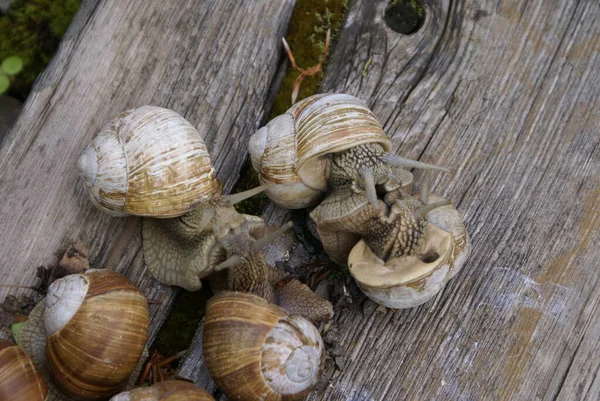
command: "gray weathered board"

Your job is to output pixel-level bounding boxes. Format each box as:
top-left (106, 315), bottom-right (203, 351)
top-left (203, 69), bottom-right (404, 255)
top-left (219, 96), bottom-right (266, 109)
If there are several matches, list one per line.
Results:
top-left (177, 0), bottom-right (600, 401)
top-left (1, 0), bottom-right (599, 400)
top-left (0, 0), bottom-right (295, 344)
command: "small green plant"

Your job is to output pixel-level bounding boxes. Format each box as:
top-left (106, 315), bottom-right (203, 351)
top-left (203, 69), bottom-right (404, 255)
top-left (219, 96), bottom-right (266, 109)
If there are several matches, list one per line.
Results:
top-left (0, 0), bottom-right (80, 99)
top-left (0, 56), bottom-right (24, 94)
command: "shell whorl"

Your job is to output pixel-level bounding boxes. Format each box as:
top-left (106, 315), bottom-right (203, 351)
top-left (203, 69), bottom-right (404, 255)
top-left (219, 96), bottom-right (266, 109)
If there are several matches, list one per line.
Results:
top-left (261, 316), bottom-right (324, 395)
top-left (44, 273), bottom-right (89, 336)
top-left (78, 106), bottom-right (220, 218)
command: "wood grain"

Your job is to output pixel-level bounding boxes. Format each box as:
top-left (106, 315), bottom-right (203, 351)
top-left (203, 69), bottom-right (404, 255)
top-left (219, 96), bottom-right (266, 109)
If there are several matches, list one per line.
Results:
top-left (0, 0), bottom-right (295, 347)
top-left (179, 0), bottom-right (600, 400)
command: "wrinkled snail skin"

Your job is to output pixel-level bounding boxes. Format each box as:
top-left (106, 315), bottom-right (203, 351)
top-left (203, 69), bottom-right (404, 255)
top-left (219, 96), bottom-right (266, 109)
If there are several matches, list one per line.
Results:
top-left (0, 340), bottom-right (48, 401)
top-left (208, 223), bottom-right (333, 324)
top-left (142, 197), bottom-right (261, 291)
top-left (203, 292), bottom-right (325, 401)
top-left (18, 270), bottom-right (149, 401)
top-left (347, 194), bottom-right (469, 308)
top-left (110, 380), bottom-right (215, 401)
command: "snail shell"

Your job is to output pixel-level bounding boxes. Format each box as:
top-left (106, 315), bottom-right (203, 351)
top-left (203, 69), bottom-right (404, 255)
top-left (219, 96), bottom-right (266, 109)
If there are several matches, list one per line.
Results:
top-left (348, 195), bottom-right (469, 308)
top-left (203, 292), bottom-right (325, 401)
top-left (110, 380), bottom-right (215, 401)
top-left (249, 93), bottom-right (392, 208)
top-left (0, 339), bottom-right (48, 401)
top-left (78, 106), bottom-right (220, 218)
top-left (43, 270), bottom-right (149, 400)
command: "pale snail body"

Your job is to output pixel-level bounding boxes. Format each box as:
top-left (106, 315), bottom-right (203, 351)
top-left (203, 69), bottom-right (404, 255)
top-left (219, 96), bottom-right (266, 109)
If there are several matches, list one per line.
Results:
top-left (348, 195), bottom-right (470, 308)
top-left (249, 93), bottom-right (393, 208)
top-left (110, 381), bottom-right (215, 401)
top-left (203, 292), bottom-right (325, 401)
top-left (78, 106), bottom-right (219, 218)
top-left (18, 270), bottom-right (150, 401)
top-left (0, 339), bottom-right (48, 401)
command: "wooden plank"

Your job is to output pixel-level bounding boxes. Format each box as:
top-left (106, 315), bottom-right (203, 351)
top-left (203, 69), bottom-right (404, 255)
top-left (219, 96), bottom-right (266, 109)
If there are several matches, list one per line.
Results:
top-left (0, 0), bottom-right (295, 348)
top-left (179, 0), bottom-right (600, 400)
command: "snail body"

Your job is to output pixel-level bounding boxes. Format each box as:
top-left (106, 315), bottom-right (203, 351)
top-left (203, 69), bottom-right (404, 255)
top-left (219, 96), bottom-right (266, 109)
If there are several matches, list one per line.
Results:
top-left (110, 381), bottom-right (215, 401)
top-left (203, 292), bottom-right (325, 401)
top-left (207, 221), bottom-right (333, 323)
top-left (0, 339), bottom-right (48, 401)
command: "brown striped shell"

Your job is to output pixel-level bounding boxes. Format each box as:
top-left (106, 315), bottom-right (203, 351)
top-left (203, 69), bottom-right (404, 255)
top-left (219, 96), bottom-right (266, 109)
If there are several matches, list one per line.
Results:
top-left (110, 381), bottom-right (215, 401)
top-left (203, 292), bottom-right (324, 401)
top-left (78, 106), bottom-right (220, 218)
top-left (42, 270), bottom-right (149, 400)
top-left (249, 93), bottom-right (392, 208)
top-left (0, 340), bottom-right (48, 401)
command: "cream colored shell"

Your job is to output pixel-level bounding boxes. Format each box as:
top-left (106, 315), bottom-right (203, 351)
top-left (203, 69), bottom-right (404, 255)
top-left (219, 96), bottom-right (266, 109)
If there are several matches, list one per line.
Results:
top-left (348, 196), bottom-right (469, 308)
top-left (78, 106), bottom-right (219, 218)
top-left (249, 93), bottom-right (392, 208)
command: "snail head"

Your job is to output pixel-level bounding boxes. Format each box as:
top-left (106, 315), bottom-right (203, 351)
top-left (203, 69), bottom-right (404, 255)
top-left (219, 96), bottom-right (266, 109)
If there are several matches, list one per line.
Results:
top-left (330, 143), bottom-right (452, 209)
top-left (363, 183), bottom-right (450, 261)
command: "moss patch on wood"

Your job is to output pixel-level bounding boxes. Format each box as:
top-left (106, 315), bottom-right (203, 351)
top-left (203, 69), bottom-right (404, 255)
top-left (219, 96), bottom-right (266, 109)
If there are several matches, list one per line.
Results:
top-left (231, 0), bottom-right (349, 216)
top-left (271, 0), bottom-right (348, 117)
top-left (0, 0), bottom-right (80, 100)
top-left (153, 286), bottom-right (213, 359)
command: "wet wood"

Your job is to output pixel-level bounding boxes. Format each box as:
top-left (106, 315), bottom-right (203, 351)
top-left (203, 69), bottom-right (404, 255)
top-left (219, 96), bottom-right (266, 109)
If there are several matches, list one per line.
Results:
top-left (0, 0), bottom-right (295, 348)
top-left (180, 0), bottom-right (600, 400)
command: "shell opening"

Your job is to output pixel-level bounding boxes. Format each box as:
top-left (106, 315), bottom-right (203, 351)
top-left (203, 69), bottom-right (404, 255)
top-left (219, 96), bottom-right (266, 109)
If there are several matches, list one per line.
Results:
top-left (44, 274), bottom-right (89, 336)
top-left (418, 251), bottom-right (440, 264)
top-left (77, 145), bottom-right (99, 187)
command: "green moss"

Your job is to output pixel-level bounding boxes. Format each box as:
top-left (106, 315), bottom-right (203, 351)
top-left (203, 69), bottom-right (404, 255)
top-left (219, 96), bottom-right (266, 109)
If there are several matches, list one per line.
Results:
top-left (0, 0), bottom-right (80, 99)
top-left (153, 287), bottom-right (213, 358)
top-left (384, 0), bottom-right (425, 35)
top-left (271, 0), bottom-right (348, 118)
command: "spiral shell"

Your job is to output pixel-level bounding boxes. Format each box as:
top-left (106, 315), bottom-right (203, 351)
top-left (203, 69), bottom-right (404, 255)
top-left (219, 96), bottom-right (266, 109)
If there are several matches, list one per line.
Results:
top-left (44, 270), bottom-right (149, 400)
top-left (348, 196), bottom-right (469, 308)
top-left (110, 381), bottom-right (215, 401)
top-left (0, 340), bottom-right (47, 401)
top-left (249, 93), bottom-right (392, 208)
top-left (78, 106), bottom-right (220, 218)
top-left (203, 292), bottom-right (324, 401)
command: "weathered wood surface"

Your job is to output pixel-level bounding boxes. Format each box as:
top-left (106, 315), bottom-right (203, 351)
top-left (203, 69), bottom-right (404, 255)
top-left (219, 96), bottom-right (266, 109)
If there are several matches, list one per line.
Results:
top-left (0, 0), bottom-right (295, 343)
top-left (179, 0), bottom-right (600, 400)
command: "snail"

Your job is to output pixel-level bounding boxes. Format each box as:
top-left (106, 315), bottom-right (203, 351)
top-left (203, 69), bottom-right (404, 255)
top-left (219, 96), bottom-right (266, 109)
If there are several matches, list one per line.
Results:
top-left (0, 339), bottom-right (48, 401)
top-left (203, 292), bottom-right (325, 401)
top-left (77, 106), bottom-right (266, 291)
top-left (248, 93), bottom-right (450, 209)
top-left (110, 380), bottom-right (215, 401)
top-left (346, 193), bottom-right (470, 308)
top-left (17, 269), bottom-right (149, 400)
